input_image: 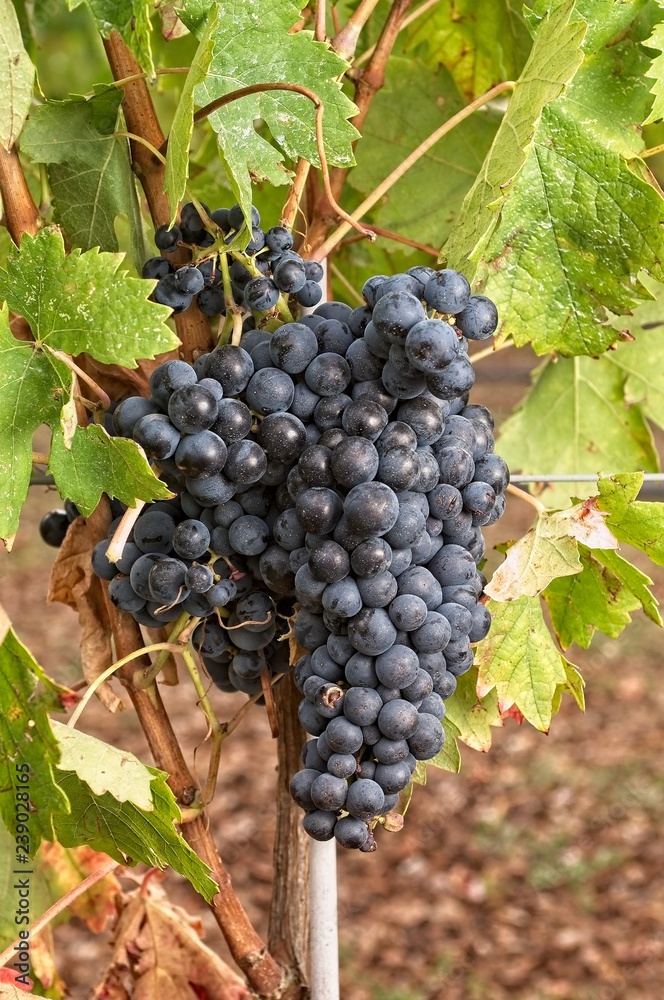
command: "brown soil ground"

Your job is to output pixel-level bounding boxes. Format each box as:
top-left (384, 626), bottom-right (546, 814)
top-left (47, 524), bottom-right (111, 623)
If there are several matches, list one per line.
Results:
top-left (2, 357), bottom-right (663, 1000)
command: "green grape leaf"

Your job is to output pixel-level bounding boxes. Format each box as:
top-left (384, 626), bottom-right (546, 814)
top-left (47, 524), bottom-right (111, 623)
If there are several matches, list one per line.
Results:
top-left (474, 597), bottom-right (568, 732)
top-left (0, 228), bottom-right (177, 366)
top-left (0, 610), bottom-right (69, 850)
top-left (164, 6), bottom-right (221, 219)
top-left (480, 106), bottom-right (664, 356)
top-left (0, 0), bottom-right (35, 149)
top-left (497, 356), bottom-right (658, 494)
top-left (443, 0), bottom-right (586, 270)
top-left (48, 424), bottom-right (173, 517)
top-left (21, 87), bottom-right (147, 266)
top-left (605, 280), bottom-right (664, 430)
top-left (444, 667), bottom-right (503, 752)
top-left (543, 545), bottom-right (644, 649)
top-left (551, 658), bottom-right (586, 717)
top-left (347, 57), bottom-right (500, 251)
top-left (406, 0), bottom-right (532, 101)
top-left (523, 0), bottom-right (648, 51)
top-left (67, 0), bottom-right (154, 75)
top-left (0, 306), bottom-right (73, 547)
top-left (642, 16), bottom-right (664, 124)
top-left (50, 722), bottom-right (218, 901)
top-left (184, 0), bottom-right (358, 225)
top-left (485, 497), bottom-right (618, 602)
top-left (597, 472), bottom-right (664, 566)
top-left (429, 717), bottom-right (462, 774)
top-left (0, 230), bottom-right (177, 544)
top-left (593, 547), bottom-right (662, 626)
top-left (446, 1), bottom-right (664, 356)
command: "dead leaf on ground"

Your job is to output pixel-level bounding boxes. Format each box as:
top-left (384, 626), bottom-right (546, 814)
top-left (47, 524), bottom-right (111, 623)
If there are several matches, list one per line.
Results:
top-left (47, 516), bottom-right (123, 713)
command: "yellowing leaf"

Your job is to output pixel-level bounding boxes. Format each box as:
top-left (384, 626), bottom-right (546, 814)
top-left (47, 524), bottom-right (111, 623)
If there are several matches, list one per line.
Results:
top-left (444, 667), bottom-right (503, 752)
top-left (54, 722), bottom-right (156, 812)
top-left (0, 0), bottom-right (35, 150)
top-left (485, 498), bottom-right (617, 603)
top-left (474, 597), bottom-right (568, 732)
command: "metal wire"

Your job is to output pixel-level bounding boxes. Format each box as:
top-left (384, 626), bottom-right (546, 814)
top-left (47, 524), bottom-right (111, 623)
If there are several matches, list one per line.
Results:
top-left (510, 473), bottom-right (664, 483)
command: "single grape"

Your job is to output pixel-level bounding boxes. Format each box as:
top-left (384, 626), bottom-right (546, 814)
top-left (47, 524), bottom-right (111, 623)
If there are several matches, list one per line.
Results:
top-left (39, 510), bottom-right (69, 547)
top-left (154, 224), bottom-right (181, 253)
top-left (423, 269), bottom-right (471, 314)
top-left (456, 294), bottom-right (498, 340)
top-left (133, 413), bottom-right (181, 461)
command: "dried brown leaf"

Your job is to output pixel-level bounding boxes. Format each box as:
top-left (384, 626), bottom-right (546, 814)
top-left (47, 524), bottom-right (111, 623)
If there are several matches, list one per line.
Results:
top-left (97, 887), bottom-right (250, 1000)
top-left (47, 516), bottom-right (123, 712)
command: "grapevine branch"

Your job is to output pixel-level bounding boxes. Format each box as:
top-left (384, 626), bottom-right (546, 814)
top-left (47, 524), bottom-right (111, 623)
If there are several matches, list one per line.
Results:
top-left (191, 82), bottom-right (373, 240)
top-left (350, 0), bottom-right (413, 137)
top-left (268, 667), bottom-right (310, 993)
top-left (312, 80), bottom-right (516, 261)
top-left (89, 500), bottom-right (287, 995)
top-left (307, 0), bottom-right (414, 251)
top-left (281, 157), bottom-right (311, 231)
top-left (103, 33), bottom-right (213, 361)
top-left (0, 145), bottom-right (40, 244)
top-left (354, 0), bottom-right (439, 66)
top-left (469, 339), bottom-right (514, 364)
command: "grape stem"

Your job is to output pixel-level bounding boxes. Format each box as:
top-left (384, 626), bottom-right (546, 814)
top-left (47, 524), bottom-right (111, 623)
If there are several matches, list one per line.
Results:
top-left (469, 339), bottom-right (514, 364)
top-left (106, 500), bottom-right (147, 563)
top-left (329, 261), bottom-right (365, 305)
top-left (642, 143), bottom-right (664, 158)
top-left (107, 66), bottom-right (191, 89)
top-left (46, 347), bottom-right (112, 410)
top-left (0, 859), bottom-right (120, 971)
top-left (132, 610), bottom-right (197, 688)
top-left (67, 641), bottom-right (185, 729)
top-left (260, 666), bottom-right (280, 738)
top-left (180, 644), bottom-right (225, 805)
top-left (506, 483), bottom-right (547, 514)
top-left (339, 223), bottom-right (439, 257)
top-left (312, 79), bottom-right (516, 261)
top-left (191, 82), bottom-right (374, 241)
top-left (115, 130), bottom-right (168, 166)
top-left (32, 452), bottom-right (50, 466)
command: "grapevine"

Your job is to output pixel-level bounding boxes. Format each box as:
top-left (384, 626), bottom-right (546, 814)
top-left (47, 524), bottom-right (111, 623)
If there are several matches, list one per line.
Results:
top-left (3, 1), bottom-right (664, 997)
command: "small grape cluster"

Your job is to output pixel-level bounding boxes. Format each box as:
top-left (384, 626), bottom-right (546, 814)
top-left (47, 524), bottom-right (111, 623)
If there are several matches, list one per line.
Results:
top-left (90, 495), bottom-right (287, 694)
top-left (143, 201), bottom-right (324, 316)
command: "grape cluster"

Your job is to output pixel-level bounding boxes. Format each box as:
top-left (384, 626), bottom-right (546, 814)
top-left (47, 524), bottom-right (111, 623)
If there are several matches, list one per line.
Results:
top-left (84, 198), bottom-right (507, 849)
top-left (143, 201), bottom-right (324, 316)
top-left (285, 268), bottom-right (507, 850)
top-left (90, 494), bottom-right (288, 694)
